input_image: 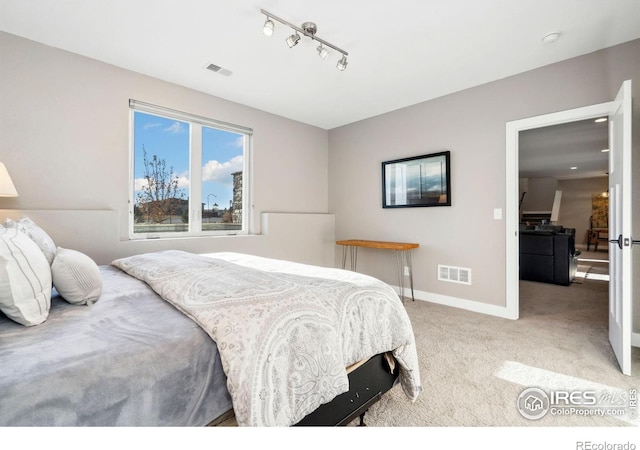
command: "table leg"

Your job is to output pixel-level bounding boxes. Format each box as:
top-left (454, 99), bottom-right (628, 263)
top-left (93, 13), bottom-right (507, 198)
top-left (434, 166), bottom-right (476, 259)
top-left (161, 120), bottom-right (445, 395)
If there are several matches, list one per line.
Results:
top-left (341, 245), bottom-right (347, 269)
top-left (396, 250), bottom-right (415, 303)
top-left (350, 246), bottom-right (358, 271)
top-left (396, 250), bottom-right (405, 303)
top-left (342, 246), bottom-right (358, 271)
top-left (406, 250), bottom-right (415, 301)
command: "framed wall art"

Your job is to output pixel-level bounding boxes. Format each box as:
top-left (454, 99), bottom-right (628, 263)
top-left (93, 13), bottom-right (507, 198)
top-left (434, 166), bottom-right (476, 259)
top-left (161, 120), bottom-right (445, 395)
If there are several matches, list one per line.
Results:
top-left (382, 151), bottom-right (451, 208)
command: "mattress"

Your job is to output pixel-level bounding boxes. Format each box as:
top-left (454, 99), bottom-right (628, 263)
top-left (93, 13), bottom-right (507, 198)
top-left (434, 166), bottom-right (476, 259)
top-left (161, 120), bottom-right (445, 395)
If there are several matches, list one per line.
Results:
top-left (0, 265), bottom-right (232, 426)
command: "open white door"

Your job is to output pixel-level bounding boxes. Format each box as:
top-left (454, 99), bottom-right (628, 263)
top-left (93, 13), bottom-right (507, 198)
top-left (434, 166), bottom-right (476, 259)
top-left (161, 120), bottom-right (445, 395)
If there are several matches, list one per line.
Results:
top-left (608, 79), bottom-right (633, 376)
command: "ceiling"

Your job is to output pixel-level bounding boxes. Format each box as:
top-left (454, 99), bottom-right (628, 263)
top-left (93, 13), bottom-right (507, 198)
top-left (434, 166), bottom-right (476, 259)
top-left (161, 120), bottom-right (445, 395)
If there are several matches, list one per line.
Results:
top-left (519, 117), bottom-right (610, 180)
top-left (1, 0), bottom-right (640, 131)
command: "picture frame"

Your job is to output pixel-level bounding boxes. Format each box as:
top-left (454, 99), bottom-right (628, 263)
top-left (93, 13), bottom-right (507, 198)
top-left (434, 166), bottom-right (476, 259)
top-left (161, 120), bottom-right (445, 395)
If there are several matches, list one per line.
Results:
top-left (382, 151), bottom-right (451, 208)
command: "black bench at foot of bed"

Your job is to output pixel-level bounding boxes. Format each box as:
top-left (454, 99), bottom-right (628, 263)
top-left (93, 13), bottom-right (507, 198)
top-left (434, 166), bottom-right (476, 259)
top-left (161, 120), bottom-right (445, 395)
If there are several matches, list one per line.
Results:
top-left (295, 352), bottom-right (399, 426)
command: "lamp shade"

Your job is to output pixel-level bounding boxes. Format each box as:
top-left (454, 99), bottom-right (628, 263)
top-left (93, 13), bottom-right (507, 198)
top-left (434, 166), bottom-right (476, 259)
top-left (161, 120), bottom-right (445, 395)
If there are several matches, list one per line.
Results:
top-left (0, 162), bottom-right (18, 197)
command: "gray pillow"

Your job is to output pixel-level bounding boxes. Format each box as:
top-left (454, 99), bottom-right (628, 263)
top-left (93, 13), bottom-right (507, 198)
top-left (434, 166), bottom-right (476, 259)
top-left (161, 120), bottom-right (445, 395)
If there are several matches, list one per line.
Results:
top-left (52, 247), bottom-right (102, 306)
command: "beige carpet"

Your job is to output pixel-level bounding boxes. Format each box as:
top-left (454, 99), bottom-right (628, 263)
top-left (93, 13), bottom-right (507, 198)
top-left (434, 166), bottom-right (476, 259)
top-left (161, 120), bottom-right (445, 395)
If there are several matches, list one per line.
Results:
top-left (354, 251), bottom-right (640, 428)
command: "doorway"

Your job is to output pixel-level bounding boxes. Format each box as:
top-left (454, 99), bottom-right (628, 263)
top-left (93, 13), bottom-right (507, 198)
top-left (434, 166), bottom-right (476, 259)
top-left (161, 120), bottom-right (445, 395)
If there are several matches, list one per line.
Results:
top-left (504, 101), bottom-right (613, 320)
top-left (506, 81), bottom-right (634, 375)
top-left (517, 117), bottom-right (610, 324)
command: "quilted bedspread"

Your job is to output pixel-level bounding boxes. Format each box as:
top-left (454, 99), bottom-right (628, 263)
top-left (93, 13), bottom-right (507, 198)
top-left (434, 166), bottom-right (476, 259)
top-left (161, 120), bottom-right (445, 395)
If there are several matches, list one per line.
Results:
top-left (112, 251), bottom-right (421, 426)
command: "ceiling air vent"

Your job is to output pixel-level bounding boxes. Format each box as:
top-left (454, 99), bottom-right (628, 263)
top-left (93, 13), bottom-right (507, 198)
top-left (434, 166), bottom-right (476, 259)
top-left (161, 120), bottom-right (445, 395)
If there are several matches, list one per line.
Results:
top-left (206, 63), bottom-right (233, 77)
top-left (438, 264), bottom-right (472, 285)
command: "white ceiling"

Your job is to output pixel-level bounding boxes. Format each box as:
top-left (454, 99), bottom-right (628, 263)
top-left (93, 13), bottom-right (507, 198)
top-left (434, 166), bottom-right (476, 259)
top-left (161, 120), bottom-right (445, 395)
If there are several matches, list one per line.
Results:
top-left (2, 0), bottom-right (640, 131)
top-left (519, 118), bottom-right (610, 180)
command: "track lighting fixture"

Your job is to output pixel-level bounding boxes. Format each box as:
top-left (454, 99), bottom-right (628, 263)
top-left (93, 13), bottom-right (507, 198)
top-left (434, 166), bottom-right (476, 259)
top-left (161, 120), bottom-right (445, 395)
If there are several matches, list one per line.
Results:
top-left (260, 9), bottom-right (349, 71)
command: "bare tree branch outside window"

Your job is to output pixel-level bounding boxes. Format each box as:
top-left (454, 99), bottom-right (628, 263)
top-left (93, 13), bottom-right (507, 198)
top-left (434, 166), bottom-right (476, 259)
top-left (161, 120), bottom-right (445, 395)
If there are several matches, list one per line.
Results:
top-left (136, 146), bottom-right (185, 224)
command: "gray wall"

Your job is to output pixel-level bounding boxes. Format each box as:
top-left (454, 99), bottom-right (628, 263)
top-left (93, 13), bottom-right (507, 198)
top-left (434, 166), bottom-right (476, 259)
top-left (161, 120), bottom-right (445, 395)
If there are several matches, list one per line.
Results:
top-left (557, 177), bottom-right (609, 247)
top-left (0, 32), bottom-right (332, 265)
top-left (329, 39), bottom-right (640, 313)
top-left (521, 177), bottom-right (558, 213)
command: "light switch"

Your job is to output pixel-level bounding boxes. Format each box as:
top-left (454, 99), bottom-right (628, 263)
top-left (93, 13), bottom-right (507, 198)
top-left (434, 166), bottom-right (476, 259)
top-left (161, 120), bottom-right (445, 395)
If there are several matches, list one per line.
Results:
top-left (494, 208), bottom-right (502, 220)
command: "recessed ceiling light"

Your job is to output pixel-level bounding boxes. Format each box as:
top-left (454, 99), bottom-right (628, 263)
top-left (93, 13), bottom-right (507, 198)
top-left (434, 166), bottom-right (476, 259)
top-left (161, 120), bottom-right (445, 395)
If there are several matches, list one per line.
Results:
top-left (570, 166), bottom-right (578, 170)
top-left (601, 149), bottom-right (610, 153)
top-left (595, 117), bottom-right (608, 123)
top-left (541, 32), bottom-right (561, 44)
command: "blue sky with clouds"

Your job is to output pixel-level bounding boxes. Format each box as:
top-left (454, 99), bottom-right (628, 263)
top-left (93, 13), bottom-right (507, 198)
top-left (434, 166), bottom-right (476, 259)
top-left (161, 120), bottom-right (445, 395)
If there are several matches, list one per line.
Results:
top-left (133, 112), bottom-right (243, 210)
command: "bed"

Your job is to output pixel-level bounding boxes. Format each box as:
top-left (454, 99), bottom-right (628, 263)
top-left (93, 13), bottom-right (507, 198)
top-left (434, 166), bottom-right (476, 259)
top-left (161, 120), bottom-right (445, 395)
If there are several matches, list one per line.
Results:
top-left (0, 219), bottom-right (421, 427)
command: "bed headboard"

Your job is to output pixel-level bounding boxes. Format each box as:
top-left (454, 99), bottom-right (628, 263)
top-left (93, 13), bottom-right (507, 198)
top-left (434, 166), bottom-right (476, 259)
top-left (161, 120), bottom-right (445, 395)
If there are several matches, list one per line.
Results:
top-left (0, 210), bottom-right (336, 267)
top-left (0, 209), bottom-right (120, 265)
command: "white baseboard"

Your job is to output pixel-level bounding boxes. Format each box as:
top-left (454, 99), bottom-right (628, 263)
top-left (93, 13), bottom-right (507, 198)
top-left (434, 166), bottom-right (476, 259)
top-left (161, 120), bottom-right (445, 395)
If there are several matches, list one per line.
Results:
top-left (391, 285), bottom-right (516, 320)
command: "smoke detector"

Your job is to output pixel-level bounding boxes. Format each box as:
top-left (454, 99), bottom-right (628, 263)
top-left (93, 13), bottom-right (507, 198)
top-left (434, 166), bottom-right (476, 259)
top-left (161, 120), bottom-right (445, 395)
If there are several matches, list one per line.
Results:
top-left (541, 32), bottom-right (561, 44)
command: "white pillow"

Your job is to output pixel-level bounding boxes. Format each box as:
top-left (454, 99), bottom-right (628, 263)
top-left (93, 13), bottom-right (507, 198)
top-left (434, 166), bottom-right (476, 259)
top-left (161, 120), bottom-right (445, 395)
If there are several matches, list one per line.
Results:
top-left (3, 217), bottom-right (57, 265)
top-left (52, 247), bottom-right (102, 306)
top-left (0, 226), bottom-right (52, 326)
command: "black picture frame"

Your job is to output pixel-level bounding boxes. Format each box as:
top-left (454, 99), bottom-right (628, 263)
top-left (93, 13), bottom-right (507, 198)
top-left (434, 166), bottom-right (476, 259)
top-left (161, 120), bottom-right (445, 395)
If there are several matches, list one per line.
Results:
top-left (382, 151), bottom-right (451, 208)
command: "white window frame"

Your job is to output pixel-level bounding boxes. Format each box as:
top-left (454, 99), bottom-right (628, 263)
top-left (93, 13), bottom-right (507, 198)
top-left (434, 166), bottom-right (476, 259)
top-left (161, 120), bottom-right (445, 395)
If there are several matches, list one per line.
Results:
top-left (128, 99), bottom-right (252, 239)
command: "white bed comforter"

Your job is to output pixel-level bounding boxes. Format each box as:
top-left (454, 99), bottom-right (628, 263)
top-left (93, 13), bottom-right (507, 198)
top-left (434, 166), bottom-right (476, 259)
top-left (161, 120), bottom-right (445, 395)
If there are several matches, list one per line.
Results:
top-left (112, 251), bottom-right (421, 426)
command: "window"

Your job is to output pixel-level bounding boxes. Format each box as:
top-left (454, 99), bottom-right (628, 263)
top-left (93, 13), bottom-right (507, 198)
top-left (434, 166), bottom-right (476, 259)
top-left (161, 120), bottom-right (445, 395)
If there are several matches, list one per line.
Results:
top-left (129, 100), bottom-right (251, 238)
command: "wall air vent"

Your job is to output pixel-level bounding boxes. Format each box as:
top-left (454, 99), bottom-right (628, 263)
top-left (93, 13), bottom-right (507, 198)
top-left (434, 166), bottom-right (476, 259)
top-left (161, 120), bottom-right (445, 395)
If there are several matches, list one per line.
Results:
top-left (206, 63), bottom-right (233, 77)
top-left (438, 265), bottom-right (472, 285)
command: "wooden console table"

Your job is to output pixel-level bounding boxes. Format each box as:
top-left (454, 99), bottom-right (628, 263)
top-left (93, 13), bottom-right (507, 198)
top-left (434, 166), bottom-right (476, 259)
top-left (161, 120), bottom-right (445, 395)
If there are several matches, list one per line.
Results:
top-left (336, 239), bottom-right (419, 302)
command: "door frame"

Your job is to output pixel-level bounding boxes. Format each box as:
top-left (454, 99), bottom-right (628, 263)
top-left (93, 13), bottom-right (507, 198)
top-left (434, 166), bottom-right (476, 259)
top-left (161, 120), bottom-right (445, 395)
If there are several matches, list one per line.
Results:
top-left (505, 101), bottom-right (613, 320)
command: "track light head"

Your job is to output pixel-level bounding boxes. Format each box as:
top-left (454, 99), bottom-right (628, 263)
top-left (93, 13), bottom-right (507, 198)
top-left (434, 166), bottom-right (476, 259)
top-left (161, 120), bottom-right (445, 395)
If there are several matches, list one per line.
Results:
top-left (286, 32), bottom-right (300, 48)
top-left (317, 44), bottom-right (329, 59)
top-left (336, 55), bottom-right (348, 71)
top-left (263, 18), bottom-right (274, 36)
